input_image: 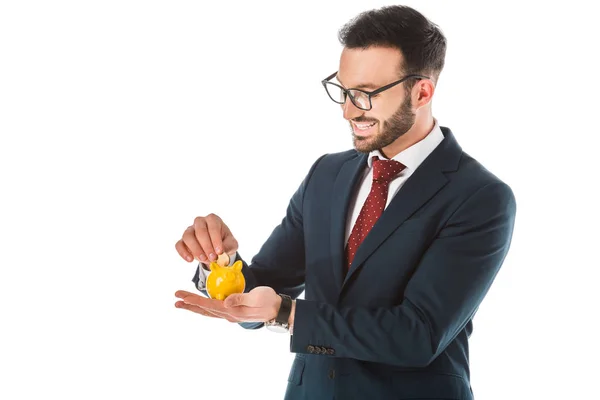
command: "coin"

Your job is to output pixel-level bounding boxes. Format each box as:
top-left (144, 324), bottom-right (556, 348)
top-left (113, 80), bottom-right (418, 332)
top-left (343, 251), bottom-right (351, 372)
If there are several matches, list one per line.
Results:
top-left (216, 252), bottom-right (230, 267)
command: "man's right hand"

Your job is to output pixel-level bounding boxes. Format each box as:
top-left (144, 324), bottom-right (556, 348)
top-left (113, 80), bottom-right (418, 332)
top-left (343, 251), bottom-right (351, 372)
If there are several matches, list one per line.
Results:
top-left (175, 213), bottom-right (238, 266)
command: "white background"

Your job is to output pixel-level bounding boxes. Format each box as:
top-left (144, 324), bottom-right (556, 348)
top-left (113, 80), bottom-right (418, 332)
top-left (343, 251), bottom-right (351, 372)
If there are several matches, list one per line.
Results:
top-left (1, 1), bottom-right (598, 399)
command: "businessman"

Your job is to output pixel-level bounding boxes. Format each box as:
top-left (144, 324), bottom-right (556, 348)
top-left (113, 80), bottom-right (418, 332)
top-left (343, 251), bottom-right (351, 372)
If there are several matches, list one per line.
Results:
top-left (174, 5), bottom-right (516, 399)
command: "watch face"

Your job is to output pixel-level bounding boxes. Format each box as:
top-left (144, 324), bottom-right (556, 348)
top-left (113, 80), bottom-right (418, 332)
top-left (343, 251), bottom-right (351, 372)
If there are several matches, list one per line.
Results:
top-left (265, 322), bottom-right (288, 333)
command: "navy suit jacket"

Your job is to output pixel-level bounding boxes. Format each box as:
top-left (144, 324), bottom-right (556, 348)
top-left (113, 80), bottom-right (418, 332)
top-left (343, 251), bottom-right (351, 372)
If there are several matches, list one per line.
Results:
top-left (193, 127), bottom-right (516, 399)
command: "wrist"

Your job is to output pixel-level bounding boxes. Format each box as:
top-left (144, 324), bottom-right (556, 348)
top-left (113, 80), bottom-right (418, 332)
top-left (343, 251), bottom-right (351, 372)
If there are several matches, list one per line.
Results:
top-left (265, 293), bottom-right (292, 333)
top-left (276, 294), bottom-right (283, 318)
top-left (288, 300), bottom-right (296, 334)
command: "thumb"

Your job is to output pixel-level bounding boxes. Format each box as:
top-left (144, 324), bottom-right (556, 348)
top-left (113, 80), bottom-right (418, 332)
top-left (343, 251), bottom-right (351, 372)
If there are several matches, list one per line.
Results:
top-left (224, 293), bottom-right (245, 308)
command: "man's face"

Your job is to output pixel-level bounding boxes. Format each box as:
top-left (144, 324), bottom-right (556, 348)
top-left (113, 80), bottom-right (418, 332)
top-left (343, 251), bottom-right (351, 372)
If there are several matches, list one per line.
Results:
top-left (336, 47), bottom-right (416, 154)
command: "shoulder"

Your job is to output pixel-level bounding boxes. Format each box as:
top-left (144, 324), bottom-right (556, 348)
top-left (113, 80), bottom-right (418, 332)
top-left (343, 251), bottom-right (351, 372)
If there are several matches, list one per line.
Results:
top-left (458, 152), bottom-right (514, 197)
top-left (436, 127), bottom-right (515, 213)
top-left (311, 149), bottom-right (362, 170)
top-left (447, 151), bottom-right (516, 222)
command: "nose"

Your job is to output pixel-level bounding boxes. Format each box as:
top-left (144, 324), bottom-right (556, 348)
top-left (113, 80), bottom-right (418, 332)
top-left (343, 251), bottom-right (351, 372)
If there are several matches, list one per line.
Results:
top-left (342, 97), bottom-right (364, 121)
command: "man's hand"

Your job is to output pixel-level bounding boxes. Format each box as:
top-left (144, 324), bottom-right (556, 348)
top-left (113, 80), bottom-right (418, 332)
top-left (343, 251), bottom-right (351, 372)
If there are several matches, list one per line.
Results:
top-left (174, 286), bottom-right (282, 323)
top-left (175, 213), bottom-right (238, 265)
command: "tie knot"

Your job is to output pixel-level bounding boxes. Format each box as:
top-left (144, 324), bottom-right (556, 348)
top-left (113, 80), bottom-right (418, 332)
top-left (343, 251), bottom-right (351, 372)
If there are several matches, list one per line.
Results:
top-left (372, 157), bottom-right (405, 183)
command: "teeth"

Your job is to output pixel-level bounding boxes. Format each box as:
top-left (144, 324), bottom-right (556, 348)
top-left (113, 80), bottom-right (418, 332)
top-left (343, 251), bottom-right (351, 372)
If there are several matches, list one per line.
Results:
top-left (355, 122), bottom-right (376, 130)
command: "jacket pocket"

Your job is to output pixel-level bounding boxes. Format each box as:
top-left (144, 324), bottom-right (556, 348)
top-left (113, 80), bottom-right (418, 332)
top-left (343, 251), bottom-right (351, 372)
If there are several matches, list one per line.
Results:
top-left (287, 355), bottom-right (305, 386)
top-left (392, 371), bottom-right (467, 399)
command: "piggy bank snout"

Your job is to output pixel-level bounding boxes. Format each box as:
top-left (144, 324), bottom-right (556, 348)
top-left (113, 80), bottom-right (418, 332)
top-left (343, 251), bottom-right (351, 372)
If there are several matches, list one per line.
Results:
top-left (206, 260), bottom-right (245, 300)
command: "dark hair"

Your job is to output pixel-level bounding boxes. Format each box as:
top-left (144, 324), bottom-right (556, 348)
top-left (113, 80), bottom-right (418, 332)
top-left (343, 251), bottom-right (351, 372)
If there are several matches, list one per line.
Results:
top-left (338, 5), bottom-right (446, 85)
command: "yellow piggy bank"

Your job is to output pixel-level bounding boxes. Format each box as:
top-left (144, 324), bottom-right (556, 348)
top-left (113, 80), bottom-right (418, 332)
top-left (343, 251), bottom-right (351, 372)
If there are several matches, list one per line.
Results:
top-left (206, 260), bottom-right (245, 300)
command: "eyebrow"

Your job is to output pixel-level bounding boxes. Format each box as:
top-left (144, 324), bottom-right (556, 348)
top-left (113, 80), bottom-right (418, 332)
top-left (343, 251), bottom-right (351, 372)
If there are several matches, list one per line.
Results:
top-left (335, 74), bottom-right (378, 90)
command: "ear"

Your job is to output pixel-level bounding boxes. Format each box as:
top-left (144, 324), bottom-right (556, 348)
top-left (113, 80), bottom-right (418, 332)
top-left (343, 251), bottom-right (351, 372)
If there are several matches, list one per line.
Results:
top-left (232, 260), bottom-right (243, 271)
top-left (413, 78), bottom-right (435, 110)
top-left (209, 261), bottom-right (219, 271)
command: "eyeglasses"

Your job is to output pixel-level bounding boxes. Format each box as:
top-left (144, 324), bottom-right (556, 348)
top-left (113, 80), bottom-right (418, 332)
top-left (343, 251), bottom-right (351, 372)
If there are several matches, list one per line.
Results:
top-left (321, 71), bottom-right (430, 111)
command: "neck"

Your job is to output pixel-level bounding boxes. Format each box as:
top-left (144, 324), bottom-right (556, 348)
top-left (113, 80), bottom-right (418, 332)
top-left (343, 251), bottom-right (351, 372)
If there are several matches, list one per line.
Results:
top-left (380, 112), bottom-right (434, 159)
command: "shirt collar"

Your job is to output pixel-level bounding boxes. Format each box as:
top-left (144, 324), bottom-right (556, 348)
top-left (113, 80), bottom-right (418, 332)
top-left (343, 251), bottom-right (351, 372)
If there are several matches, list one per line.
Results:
top-left (367, 119), bottom-right (444, 171)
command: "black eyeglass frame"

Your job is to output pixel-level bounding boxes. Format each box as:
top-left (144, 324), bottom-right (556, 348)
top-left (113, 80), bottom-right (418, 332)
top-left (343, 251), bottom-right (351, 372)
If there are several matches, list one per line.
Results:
top-left (321, 71), bottom-right (431, 111)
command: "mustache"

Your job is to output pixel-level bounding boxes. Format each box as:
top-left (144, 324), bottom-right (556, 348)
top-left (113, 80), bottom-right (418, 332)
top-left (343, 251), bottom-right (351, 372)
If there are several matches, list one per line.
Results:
top-left (352, 117), bottom-right (378, 123)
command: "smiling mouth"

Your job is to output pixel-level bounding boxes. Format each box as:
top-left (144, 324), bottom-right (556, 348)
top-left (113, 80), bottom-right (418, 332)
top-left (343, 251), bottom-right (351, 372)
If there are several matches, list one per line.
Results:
top-left (353, 121), bottom-right (376, 130)
top-left (352, 121), bottom-right (377, 137)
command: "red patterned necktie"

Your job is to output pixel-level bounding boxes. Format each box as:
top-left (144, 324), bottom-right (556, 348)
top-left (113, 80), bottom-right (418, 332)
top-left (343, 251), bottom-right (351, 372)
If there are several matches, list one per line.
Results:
top-left (345, 157), bottom-right (406, 269)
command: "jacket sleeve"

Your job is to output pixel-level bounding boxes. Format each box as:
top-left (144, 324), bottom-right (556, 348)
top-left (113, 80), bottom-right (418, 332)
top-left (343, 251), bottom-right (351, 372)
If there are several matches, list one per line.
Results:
top-left (290, 181), bottom-right (517, 367)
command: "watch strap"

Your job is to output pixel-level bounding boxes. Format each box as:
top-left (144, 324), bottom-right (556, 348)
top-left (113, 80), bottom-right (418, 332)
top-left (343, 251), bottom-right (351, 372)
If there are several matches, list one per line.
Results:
top-left (275, 294), bottom-right (292, 325)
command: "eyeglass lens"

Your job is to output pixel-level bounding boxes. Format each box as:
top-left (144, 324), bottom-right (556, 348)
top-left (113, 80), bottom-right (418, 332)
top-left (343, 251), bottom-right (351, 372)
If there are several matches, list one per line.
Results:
top-left (325, 83), bottom-right (370, 110)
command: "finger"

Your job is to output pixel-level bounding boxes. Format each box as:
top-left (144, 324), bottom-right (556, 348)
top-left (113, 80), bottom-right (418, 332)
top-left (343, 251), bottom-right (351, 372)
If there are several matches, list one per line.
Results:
top-left (194, 216), bottom-right (217, 262)
top-left (222, 234), bottom-right (239, 257)
top-left (174, 291), bottom-right (214, 306)
top-left (175, 240), bottom-right (194, 262)
top-left (175, 301), bottom-right (222, 318)
top-left (205, 214), bottom-right (225, 255)
top-left (182, 225), bottom-right (208, 263)
top-left (177, 301), bottom-right (244, 322)
top-left (175, 291), bottom-right (226, 311)
top-left (174, 290), bottom-right (198, 299)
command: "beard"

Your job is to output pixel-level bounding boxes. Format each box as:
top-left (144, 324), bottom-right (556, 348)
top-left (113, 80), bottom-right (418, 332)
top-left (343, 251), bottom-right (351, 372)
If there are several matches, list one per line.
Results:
top-left (350, 95), bottom-right (415, 153)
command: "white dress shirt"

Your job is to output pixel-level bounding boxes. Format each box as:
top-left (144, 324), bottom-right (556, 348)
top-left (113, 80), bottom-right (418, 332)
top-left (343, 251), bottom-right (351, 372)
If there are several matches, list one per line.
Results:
top-left (345, 120), bottom-right (444, 243)
top-left (195, 120), bottom-right (444, 291)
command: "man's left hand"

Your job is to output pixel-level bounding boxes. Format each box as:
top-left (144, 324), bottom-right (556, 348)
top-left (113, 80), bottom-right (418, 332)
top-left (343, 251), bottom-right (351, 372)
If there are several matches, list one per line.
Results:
top-left (174, 286), bottom-right (281, 323)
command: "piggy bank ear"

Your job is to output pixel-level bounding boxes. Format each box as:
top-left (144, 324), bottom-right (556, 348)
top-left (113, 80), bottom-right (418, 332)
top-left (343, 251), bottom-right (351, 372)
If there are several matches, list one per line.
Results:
top-left (209, 261), bottom-right (219, 271)
top-left (232, 260), bottom-right (243, 271)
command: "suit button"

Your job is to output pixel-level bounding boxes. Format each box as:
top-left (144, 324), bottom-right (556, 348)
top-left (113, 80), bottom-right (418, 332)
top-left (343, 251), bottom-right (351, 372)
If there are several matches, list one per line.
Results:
top-left (320, 346), bottom-right (327, 354)
top-left (307, 345), bottom-right (315, 353)
top-left (314, 346), bottom-right (322, 354)
top-left (327, 348), bottom-right (335, 355)
top-left (328, 368), bottom-right (335, 379)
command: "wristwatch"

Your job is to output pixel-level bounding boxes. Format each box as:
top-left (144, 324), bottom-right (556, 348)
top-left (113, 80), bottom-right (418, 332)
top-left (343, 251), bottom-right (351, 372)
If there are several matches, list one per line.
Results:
top-left (265, 293), bottom-right (292, 333)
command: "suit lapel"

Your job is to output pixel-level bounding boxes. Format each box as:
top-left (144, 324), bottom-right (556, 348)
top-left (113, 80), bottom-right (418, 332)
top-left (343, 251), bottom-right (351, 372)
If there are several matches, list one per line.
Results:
top-left (330, 152), bottom-right (368, 294)
top-left (342, 127), bottom-right (462, 288)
